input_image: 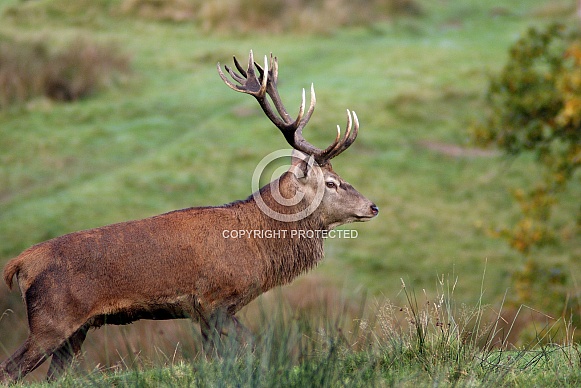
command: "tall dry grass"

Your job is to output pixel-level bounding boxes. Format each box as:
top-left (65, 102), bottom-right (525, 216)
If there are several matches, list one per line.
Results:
top-left (119, 0), bottom-right (422, 33)
top-left (0, 36), bottom-right (130, 109)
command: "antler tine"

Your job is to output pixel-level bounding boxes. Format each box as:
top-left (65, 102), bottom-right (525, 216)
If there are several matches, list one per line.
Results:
top-left (301, 83), bottom-right (317, 127)
top-left (261, 55), bottom-right (268, 93)
top-left (253, 53), bottom-right (275, 80)
top-left (263, 54), bottom-right (295, 124)
top-left (316, 110), bottom-right (359, 164)
top-left (233, 55), bottom-right (247, 77)
top-left (245, 50), bottom-right (268, 96)
top-left (294, 89), bottom-right (306, 128)
top-left (270, 53), bottom-right (279, 85)
top-left (320, 124), bottom-right (343, 157)
top-left (225, 64), bottom-right (246, 85)
top-left (316, 124), bottom-right (347, 163)
top-left (334, 110), bottom-right (359, 156)
top-left (288, 84), bottom-right (318, 146)
top-left (247, 49), bottom-right (254, 72)
top-left (217, 63), bottom-right (242, 92)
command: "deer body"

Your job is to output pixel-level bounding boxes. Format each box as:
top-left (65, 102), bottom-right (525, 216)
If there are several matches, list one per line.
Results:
top-left (0, 52), bottom-right (377, 383)
top-left (6, 179), bottom-right (326, 329)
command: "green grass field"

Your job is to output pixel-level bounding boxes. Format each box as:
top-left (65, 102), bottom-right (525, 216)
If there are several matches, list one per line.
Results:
top-left (0, 0), bottom-right (580, 384)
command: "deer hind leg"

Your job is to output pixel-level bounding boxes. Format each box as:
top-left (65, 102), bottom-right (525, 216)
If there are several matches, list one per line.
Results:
top-left (0, 336), bottom-right (52, 384)
top-left (46, 325), bottom-right (88, 381)
top-left (2, 280), bottom-right (91, 383)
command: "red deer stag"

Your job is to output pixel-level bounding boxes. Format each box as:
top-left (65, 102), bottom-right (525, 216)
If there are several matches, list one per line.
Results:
top-left (0, 51), bottom-right (378, 383)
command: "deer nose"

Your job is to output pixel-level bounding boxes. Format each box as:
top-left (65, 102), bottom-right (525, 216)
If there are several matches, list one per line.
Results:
top-left (370, 204), bottom-right (379, 216)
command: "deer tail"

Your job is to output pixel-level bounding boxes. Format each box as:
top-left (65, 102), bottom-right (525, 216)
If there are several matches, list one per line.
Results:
top-left (3, 256), bottom-right (23, 290)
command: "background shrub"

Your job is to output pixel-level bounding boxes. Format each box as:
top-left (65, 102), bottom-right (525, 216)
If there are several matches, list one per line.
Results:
top-left (473, 23), bottom-right (581, 254)
top-left (0, 36), bottom-right (130, 108)
top-left (0, 38), bottom-right (48, 107)
top-left (119, 0), bottom-right (422, 33)
top-left (473, 23), bottom-right (580, 328)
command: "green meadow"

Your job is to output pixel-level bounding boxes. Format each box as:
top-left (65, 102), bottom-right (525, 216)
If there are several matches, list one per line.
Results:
top-left (0, 0), bottom-right (579, 385)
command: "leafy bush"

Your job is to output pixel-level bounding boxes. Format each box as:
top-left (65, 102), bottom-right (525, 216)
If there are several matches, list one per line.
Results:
top-left (0, 36), bottom-right (130, 108)
top-left (473, 23), bottom-right (581, 250)
top-left (473, 23), bottom-right (580, 325)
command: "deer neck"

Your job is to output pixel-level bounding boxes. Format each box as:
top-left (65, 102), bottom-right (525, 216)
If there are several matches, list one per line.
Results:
top-left (242, 176), bottom-right (326, 289)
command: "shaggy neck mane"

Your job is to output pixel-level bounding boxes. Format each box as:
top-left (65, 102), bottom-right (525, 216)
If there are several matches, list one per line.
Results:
top-left (225, 172), bottom-right (326, 290)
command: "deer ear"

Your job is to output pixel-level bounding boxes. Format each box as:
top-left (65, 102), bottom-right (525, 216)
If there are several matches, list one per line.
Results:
top-left (290, 149), bottom-right (315, 181)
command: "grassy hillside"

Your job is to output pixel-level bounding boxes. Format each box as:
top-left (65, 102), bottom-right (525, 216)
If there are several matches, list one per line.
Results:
top-left (0, 0), bottom-right (579, 383)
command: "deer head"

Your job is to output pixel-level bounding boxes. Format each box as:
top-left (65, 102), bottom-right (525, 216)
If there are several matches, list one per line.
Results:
top-left (218, 51), bottom-right (378, 228)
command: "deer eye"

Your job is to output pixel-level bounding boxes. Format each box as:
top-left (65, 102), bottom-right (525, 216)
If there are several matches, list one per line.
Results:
top-left (326, 181), bottom-right (337, 189)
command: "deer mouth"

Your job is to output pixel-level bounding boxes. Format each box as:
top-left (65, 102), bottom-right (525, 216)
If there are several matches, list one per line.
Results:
top-left (355, 214), bottom-right (376, 221)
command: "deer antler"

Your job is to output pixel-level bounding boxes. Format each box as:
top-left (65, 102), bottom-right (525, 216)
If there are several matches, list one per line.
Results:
top-left (217, 50), bottom-right (359, 165)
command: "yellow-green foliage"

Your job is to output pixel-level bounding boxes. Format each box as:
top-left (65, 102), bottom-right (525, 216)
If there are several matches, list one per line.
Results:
top-left (474, 24), bottom-right (581, 325)
top-left (475, 23), bottom-right (580, 253)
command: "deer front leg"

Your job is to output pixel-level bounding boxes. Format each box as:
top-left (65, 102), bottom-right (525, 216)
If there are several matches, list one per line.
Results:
top-left (200, 310), bottom-right (253, 358)
top-left (46, 326), bottom-right (88, 381)
top-left (228, 315), bottom-right (254, 348)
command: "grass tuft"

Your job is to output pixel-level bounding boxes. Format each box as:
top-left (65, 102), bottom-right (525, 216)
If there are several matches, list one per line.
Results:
top-left (35, 276), bottom-right (581, 386)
